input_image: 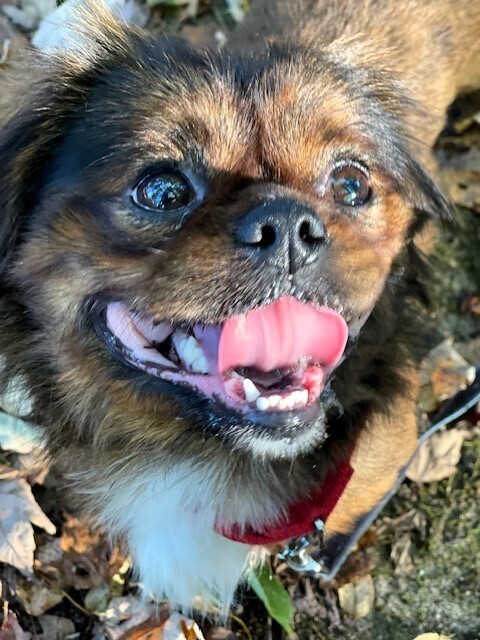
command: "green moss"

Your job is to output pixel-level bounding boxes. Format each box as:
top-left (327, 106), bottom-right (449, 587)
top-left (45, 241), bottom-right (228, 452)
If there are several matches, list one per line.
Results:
top-left (294, 439), bottom-right (480, 640)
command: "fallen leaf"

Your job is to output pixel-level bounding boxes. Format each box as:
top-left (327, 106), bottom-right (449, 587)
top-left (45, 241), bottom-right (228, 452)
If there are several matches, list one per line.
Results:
top-left (0, 464), bottom-right (21, 480)
top-left (16, 577), bottom-right (64, 616)
top-left (440, 168), bottom-right (480, 212)
top-left (406, 428), bottom-right (471, 483)
top-left (38, 615), bottom-right (75, 640)
top-left (0, 374), bottom-right (34, 417)
top-left (0, 478), bottom-right (55, 575)
top-left (337, 574), bottom-right (375, 619)
top-left (0, 412), bottom-right (41, 455)
top-left (418, 340), bottom-right (476, 413)
top-left (2, 0), bottom-right (56, 30)
top-left (412, 635), bottom-right (452, 640)
top-left (102, 595), bottom-right (158, 640)
top-left (125, 613), bottom-right (206, 640)
top-left (57, 514), bottom-right (124, 589)
top-left (459, 292), bottom-right (480, 316)
top-left (390, 534), bottom-right (416, 576)
top-left (0, 610), bottom-right (32, 640)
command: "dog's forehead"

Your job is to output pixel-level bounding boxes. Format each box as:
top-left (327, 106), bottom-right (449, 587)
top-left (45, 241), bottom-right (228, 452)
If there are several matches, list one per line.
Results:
top-left (106, 49), bottom-right (368, 180)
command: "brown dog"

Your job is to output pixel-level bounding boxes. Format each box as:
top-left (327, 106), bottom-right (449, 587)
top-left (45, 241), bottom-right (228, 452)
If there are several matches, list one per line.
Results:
top-left (0, 0), bottom-right (479, 609)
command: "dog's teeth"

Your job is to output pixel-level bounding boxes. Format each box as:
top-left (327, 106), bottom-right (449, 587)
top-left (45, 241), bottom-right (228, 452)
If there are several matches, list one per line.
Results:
top-left (291, 390), bottom-right (304, 406)
top-left (278, 398), bottom-right (288, 411)
top-left (269, 395), bottom-right (280, 408)
top-left (286, 396), bottom-right (296, 409)
top-left (299, 389), bottom-right (309, 406)
top-left (172, 332), bottom-right (188, 356)
top-left (243, 378), bottom-right (261, 403)
top-left (190, 355), bottom-right (209, 374)
top-left (256, 396), bottom-right (270, 411)
top-left (172, 333), bottom-right (206, 370)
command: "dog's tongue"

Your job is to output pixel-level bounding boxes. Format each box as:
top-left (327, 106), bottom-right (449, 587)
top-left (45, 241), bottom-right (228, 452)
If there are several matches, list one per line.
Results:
top-left (218, 296), bottom-right (348, 373)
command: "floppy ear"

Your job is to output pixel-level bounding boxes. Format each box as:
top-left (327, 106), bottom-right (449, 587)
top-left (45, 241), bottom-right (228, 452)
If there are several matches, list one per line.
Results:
top-left (408, 157), bottom-right (454, 226)
top-left (0, 107), bottom-right (49, 273)
top-left (0, 2), bottom-right (131, 274)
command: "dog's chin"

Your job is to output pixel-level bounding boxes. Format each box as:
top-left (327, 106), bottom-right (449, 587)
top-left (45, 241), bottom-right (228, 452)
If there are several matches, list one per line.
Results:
top-left (89, 295), bottom-right (349, 459)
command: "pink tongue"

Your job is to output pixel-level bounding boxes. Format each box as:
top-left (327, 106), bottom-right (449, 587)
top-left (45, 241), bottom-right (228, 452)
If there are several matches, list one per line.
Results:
top-left (218, 296), bottom-right (348, 374)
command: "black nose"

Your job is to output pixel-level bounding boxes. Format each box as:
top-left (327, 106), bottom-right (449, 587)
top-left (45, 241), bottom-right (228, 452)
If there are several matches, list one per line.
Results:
top-left (236, 198), bottom-right (327, 272)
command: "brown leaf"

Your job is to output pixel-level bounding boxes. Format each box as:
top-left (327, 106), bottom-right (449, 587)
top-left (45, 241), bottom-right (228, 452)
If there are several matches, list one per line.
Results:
top-left (102, 596), bottom-right (160, 640)
top-left (390, 534), bottom-right (416, 577)
top-left (412, 635), bottom-right (452, 640)
top-left (38, 615), bottom-right (75, 640)
top-left (459, 292), bottom-right (480, 317)
top-left (418, 341), bottom-right (476, 412)
top-left (337, 574), bottom-right (375, 619)
top-left (0, 610), bottom-right (32, 640)
top-left (111, 612), bottom-right (205, 640)
top-left (16, 577), bottom-right (64, 616)
top-left (440, 168), bottom-right (480, 212)
top-left (57, 515), bottom-right (125, 589)
top-left (0, 478), bottom-right (55, 575)
top-left (0, 464), bottom-right (21, 480)
top-left (406, 429), bottom-right (471, 483)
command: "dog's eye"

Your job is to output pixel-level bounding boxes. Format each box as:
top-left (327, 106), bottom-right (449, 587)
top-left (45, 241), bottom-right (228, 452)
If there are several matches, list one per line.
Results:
top-left (329, 164), bottom-right (371, 206)
top-left (132, 171), bottom-right (194, 212)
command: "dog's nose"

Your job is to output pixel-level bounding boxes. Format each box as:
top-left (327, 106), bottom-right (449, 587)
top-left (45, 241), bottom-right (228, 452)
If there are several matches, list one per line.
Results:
top-left (236, 198), bottom-right (327, 272)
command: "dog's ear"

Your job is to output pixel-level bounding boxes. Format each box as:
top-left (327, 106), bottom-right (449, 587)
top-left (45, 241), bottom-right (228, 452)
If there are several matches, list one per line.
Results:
top-left (407, 158), bottom-right (454, 226)
top-left (0, 2), bottom-right (131, 274)
top-left (0, 105), bottom-right (49, 273)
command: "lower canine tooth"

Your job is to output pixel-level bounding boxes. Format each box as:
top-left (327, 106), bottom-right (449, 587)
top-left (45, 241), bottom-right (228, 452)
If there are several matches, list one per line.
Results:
top-left (256, 397), bottom-right (269, 411)
top-left (243, 378), bottom-right (261, 403)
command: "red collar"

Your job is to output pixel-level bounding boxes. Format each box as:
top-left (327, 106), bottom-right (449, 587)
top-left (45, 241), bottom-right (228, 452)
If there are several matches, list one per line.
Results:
top-left (215, 458), bottom-right (353, 545)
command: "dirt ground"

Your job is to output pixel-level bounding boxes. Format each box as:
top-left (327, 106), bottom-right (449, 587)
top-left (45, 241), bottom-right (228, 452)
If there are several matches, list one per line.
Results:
top-left (0, 2), bottom-right (479, 639)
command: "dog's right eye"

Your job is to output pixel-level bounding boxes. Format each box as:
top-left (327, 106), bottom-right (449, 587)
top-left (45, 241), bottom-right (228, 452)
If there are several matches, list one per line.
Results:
top-left (132, 171), bottom-right (195, 212)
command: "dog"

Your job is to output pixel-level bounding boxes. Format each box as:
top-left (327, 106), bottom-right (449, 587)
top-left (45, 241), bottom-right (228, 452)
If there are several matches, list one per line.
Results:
top-left (1, 0), bottom-right (479, 610)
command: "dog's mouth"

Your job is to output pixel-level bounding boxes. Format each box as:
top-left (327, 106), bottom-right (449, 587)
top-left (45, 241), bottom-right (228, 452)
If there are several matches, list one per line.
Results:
top-left (92, 296), bottom-right (348, 419)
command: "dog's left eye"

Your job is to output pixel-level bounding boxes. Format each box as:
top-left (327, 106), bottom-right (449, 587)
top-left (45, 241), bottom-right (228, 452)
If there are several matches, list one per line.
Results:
top-left (132, 171), bottom-right (195, 212)
top-left (329, 164), bottom-right (372, 207)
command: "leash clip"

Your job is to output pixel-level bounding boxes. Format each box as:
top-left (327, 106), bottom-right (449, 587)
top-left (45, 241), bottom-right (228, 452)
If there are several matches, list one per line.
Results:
top-left (277, 518), bottom-right (326, 574)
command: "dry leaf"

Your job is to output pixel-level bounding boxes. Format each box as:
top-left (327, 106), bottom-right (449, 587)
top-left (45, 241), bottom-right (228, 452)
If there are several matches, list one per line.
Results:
top-left (0, 464), bottom-right (21, 480)
top-left (57, 514), bottom-right (124, 589)
top-left (418, 341), bottom-right (476, 413)
top-left (0, 374), bottom-right (34, 417)
top-left (440, 168), bottom-right (480, 212)
top-left (0, 478), bottom-right (55, 575)
top-left (390, 534), bottom-right (416, 576)
top-left (0, 412), bottom-right (40, 455)
top-left (161, 613), bottom-right (205, 640)
top-left (102, 595), bottom-right (157, 640)
top-left (38, 615), bottom-right (75, 640)
top-left (406, 429), bottom-right (470, 483)
top-left (337, 574), bottom-right (375, 619)
top-left (16, 577), bottom-right (64, 616)
top-left (0, 610), bottom-right (32, 640)
top-left (106, 610), bottom-right (199, 640)
top-left (2, 0), bottom-right (56, 30)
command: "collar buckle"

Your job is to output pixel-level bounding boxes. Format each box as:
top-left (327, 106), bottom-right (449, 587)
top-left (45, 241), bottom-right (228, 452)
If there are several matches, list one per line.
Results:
top-left (277, 518), bottom-right (326, 574)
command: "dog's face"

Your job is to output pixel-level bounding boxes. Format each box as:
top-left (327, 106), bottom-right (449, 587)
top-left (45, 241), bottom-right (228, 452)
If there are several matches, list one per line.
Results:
top-left (0, 23), bottom-right (448, 466)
